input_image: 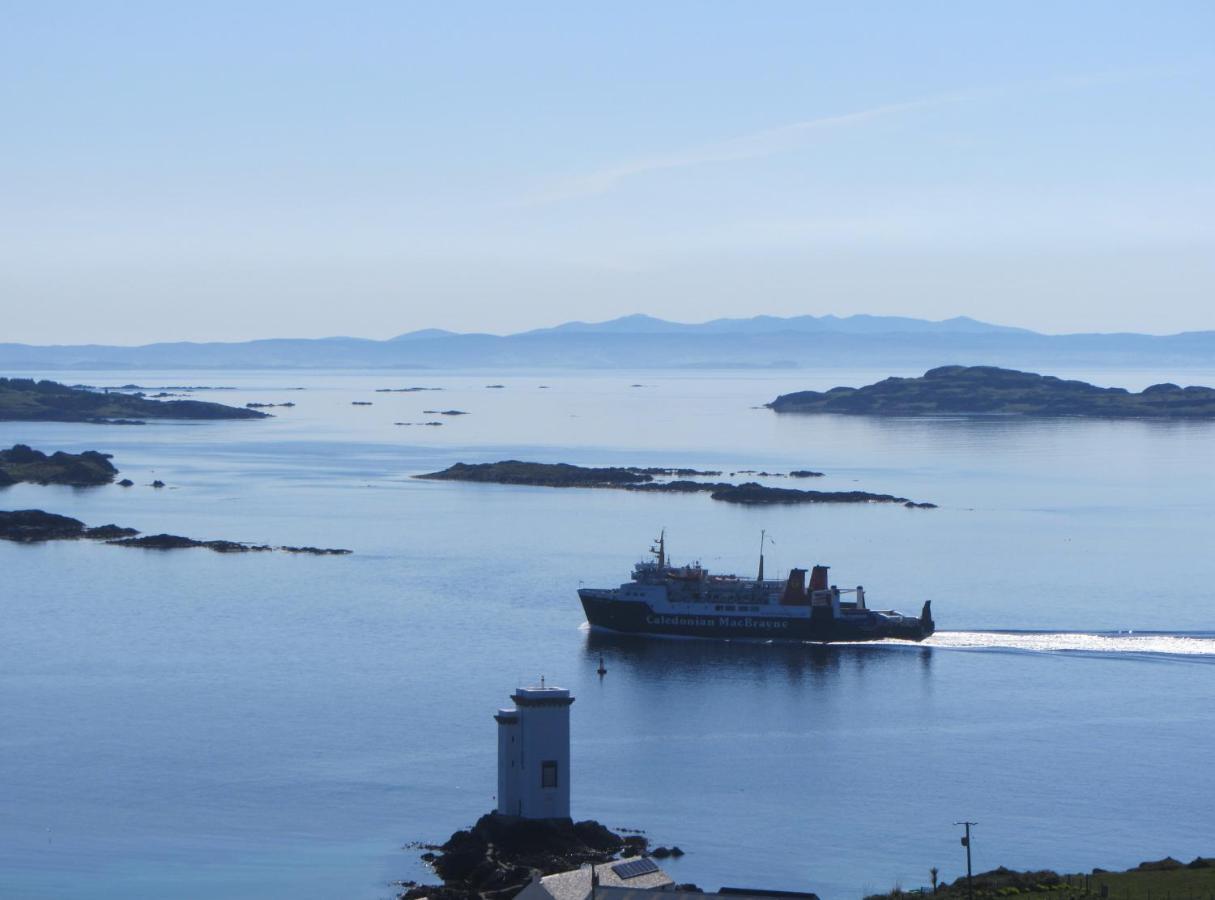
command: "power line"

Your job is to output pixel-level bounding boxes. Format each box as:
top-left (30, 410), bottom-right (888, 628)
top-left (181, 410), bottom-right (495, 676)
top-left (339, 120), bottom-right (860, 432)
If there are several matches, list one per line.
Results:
top-left (954, 821), bottom-right (978, 900)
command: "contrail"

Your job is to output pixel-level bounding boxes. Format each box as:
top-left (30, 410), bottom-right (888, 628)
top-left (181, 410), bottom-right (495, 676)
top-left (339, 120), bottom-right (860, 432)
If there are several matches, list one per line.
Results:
top-left (522, 91), bottom-right (965, 206)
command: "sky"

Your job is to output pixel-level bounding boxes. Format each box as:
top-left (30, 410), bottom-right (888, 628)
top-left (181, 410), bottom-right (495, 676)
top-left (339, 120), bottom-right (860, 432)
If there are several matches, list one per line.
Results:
top-left (2, 2), bottom-right (1213, 345)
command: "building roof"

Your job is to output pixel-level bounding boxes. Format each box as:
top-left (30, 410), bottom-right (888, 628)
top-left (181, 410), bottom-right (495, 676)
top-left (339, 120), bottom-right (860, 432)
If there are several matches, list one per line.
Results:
top-left (598, 889), bottom-right (820, 900)
top-left (513, 685), bottom-right (575, 707)
top-left (517, 861), bottom-right (674, 900)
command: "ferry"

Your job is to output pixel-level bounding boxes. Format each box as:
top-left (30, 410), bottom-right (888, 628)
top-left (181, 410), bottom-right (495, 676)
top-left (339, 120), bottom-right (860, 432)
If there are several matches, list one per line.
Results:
top-left (579, 532), bottom-right (933, 643)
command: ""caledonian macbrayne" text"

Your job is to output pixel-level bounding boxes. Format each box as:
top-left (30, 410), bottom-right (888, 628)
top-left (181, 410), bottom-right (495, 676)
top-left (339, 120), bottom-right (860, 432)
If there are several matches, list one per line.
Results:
top-left (646, 614), bottom-right (791, 629)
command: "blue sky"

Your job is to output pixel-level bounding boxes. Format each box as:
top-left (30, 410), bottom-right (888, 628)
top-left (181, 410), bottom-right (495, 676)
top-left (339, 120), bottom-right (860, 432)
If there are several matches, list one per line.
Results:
top-left (2, 2), bottom-right (1213, 343)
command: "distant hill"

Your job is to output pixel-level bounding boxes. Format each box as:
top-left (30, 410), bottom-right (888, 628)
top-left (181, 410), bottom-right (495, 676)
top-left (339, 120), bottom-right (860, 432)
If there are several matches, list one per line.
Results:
top-left (520, 313), bottom-right (1032, 337)
top-left (1, 314), bottom-right (1213, 370)
top-left (390, 328), bottom-right (462, 341)
top-left (768, 366), bottom-right (1215, 418)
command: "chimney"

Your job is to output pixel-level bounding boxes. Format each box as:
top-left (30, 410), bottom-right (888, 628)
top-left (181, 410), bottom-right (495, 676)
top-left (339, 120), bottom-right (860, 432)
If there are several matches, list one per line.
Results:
top-left (781, 568), bottom-right (808, 605)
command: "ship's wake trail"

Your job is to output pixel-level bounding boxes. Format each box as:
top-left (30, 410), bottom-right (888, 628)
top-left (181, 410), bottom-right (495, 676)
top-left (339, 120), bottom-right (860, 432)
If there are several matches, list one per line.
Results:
top-left (919, 630), bottom-right (1215, 659)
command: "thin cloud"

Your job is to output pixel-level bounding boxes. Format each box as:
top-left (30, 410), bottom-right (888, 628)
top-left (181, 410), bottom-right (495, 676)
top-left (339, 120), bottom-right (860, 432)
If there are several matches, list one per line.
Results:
top-left (522, 92), bottom-right (964, 206)
top-left (519, 66), bottom-right (1178, 207)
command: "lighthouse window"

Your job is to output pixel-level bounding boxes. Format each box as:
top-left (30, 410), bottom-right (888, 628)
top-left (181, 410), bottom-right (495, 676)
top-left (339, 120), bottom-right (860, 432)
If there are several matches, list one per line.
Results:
top-left (541, 760), bottom-right (558, 788)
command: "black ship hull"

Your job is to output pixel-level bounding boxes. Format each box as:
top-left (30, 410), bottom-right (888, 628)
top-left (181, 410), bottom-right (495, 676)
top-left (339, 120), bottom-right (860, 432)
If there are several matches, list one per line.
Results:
top-left (579, 592), bottom-right (933, 644)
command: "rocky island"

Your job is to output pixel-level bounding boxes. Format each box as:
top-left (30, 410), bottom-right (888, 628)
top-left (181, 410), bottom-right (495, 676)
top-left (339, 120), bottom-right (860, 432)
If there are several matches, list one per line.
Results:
top-left (402, 813), bottom-right (634, 900)
top-left (0, 377), bottom-right (270, 423)
top-left (0, 508), bottom-right (351, 554)
top-left (0, 444), bottom-right (119, 486)
top-left (768, 366), bottom-right (1215, 417)
top-left (417, 461), bottom-right (932, 507)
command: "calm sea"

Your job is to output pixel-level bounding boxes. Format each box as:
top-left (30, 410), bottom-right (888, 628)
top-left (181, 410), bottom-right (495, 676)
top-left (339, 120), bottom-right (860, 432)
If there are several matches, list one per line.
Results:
top-left (2, 368), bottom-right (1213, 900)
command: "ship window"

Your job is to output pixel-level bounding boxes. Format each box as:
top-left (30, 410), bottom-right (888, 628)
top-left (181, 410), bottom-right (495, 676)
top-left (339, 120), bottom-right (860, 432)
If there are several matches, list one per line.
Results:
top-left (541, 760), bottom-right (558, 789)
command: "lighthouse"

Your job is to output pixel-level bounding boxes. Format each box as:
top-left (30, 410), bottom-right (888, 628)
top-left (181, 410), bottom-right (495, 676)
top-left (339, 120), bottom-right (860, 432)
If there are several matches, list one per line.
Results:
top-left (494, 680), bottom-right (574, 820)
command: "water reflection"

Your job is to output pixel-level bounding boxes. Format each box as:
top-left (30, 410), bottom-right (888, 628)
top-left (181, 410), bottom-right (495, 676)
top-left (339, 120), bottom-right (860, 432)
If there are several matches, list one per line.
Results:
top-left (582, 629), bottom-right (934, 686)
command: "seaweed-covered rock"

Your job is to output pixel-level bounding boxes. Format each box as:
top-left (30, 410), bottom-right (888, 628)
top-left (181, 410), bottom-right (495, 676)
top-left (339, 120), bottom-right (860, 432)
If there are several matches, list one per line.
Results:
top-left (413, 813), bottom-right (628, 900)
top-left (0, 509), bottom-right (88, 541)
top-left (108, 533), bottom-right (272, 553)
top-left (84, 524), bottom-right (139, 539)
top-left (110, 533), bottom-right (201, 550)
top-left (279, 545), bottom-right (353, 555)
top-left (0, 444), bottom-right (119, 486)
top-left (709, 482), bottom-right (911, 506)
top-left (1, 510), bottom-right (347, 556)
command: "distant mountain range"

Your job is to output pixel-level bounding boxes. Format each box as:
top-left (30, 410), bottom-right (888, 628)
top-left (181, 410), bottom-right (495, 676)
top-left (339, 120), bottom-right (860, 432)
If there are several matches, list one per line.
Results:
top-left (511, 312), bottom-right (1033, 337)
top-left (3, 314), bottom-right (1213, 371)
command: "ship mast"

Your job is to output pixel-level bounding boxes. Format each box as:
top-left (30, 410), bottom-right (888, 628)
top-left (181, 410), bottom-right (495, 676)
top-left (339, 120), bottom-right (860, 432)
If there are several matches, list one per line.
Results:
top-left (651, 529), bottom-right (666, 569)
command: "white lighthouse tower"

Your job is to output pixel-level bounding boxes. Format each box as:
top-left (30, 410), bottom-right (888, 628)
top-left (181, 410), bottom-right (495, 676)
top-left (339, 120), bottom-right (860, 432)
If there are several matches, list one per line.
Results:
top-left (494, 679), bottom-right (574, 820)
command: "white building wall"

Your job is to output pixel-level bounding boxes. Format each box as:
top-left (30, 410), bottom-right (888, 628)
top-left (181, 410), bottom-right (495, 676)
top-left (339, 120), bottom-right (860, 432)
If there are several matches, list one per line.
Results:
top-left (495, 710), bottom-right (521, 816)
top-left (494, 685), bottom-right (573, 820)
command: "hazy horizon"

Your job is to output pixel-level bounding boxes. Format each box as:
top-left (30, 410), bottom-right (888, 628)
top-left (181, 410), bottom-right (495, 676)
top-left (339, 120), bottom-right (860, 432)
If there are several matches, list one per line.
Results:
top-left (5, 310), bottom-right (1215, 350)
top-left (4, 2), bottom-right (1213, 344)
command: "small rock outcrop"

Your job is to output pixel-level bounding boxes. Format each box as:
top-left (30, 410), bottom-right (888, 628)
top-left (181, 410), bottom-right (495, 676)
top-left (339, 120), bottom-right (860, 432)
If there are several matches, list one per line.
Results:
top-left (108, 533), bottom-right (273, 552)
top-left (0, 509), bottom-right (90, 542)
top-left (0, 444), bottom-right (119, 486)
top-left (84, 524), bottom-right (139, 539)
top-left (0, 508), bottom-right (351, 555)
top-left (418, 461), bottom-right (652, 488)
top-left (706, 482), bottom-right (912, 506)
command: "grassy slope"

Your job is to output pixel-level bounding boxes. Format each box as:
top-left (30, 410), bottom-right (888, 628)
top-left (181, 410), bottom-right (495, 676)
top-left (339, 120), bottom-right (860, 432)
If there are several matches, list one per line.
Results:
top-left (867, 863), bottom-right (1215, 900)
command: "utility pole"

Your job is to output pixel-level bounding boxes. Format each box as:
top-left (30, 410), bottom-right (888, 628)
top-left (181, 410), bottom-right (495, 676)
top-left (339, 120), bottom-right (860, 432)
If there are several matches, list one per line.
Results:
top-left (955, 822), bottom-right (977, 900)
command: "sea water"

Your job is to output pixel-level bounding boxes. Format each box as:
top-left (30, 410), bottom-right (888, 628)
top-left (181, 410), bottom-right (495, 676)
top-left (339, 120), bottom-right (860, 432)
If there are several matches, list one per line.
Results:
top-left (1, 368), bottom-right (1213, 900)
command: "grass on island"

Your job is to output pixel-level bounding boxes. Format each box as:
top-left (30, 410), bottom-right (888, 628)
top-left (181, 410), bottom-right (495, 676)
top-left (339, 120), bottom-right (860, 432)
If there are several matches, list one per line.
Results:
top-left (867, 862), bottom-right (1215, 900)
top-left (1084, 866), bottom-right (1215, 900)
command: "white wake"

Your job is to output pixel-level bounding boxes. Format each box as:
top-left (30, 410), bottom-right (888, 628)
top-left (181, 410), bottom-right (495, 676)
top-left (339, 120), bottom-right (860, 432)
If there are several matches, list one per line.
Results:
top-left (921, 630), bottom-right (1215, 657)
